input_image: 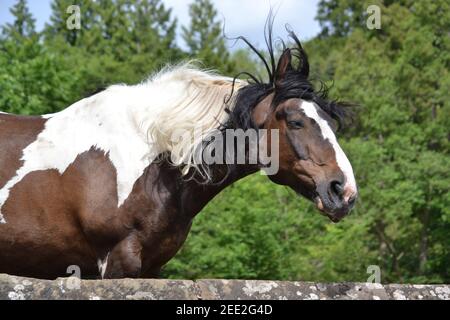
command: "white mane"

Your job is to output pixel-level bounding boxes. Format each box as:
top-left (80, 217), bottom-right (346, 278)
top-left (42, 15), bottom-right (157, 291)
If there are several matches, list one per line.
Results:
top-left (142, 63), bottom-right (244, 176)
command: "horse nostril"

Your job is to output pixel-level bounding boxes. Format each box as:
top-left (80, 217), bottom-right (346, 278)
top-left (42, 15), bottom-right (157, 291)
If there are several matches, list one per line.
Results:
top-left (348, 194), bottom-right (357, 207)
top-left (330, 181), bottom-right (344, 198)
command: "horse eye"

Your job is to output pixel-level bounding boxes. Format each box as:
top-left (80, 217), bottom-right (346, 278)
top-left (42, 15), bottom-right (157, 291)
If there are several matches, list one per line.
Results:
top-left (288, 120), bottom-right (304, 129)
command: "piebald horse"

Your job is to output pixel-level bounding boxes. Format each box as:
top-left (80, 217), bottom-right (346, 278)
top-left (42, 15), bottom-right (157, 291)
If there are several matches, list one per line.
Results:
top-left (0, 31), bottom-right (357, 279)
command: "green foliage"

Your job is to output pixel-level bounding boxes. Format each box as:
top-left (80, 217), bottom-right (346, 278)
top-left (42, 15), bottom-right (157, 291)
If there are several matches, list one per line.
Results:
top-left (0, 39), bottom-right (82, 115)
top-left (182, 0), bottom-right (233, 73)
top-left (165, 0), bottom-right (449, 283)
top-left (44, 0), bottom-right (181, 95)
top-left (302, 0), bottom-right (449, 282)
top-left (316, 0), bottom-right (367, 37)
top-left (0, 0), bottom-right (448, 283)
top-left (0, 0), bottom-right (80, 115)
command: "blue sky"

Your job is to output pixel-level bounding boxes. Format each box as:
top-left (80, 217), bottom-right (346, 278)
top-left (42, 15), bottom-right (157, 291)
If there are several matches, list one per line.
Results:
top-left (0, 0), bottom-right (321, 48)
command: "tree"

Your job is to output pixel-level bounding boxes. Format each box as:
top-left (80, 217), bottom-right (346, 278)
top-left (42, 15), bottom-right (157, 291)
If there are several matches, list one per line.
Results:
top-left (131, 0), bottom-right (177, 54)
top-left (45, 0), bottom-right (98, 47)
top-left (310, 0), bottom-right (450, 282)
top-left (44, 0), bottom-right (181, 89)
top-left (316, 0), bottom-right (414, 37)
top-left (127, 0), bottom-right (181, 73)
top-left (182, 0), bottom-right (232, 73)
top-left (2, 0), bottom-right (36, 40)
top-left (165, 0), bottom-right (449, 284)
top-left (316, 0), bottom-right (366, 37)
top-left (0, 1), bottom-right (81, 115)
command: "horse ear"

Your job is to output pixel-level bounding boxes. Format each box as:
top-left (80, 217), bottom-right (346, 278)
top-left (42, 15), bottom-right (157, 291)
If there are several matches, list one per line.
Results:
top-left (275, 48), bottom-right (292, 86)
top-left (252, 94), bottom-right (274, 127)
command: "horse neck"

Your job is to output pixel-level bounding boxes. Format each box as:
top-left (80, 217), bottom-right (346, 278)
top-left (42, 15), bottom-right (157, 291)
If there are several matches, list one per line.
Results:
top-left (179, 162), bottom-right (260, 219)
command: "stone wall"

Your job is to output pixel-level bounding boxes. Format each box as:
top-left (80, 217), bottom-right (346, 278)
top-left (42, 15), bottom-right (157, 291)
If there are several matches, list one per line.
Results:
top-left (0, 274), bottom-right (448, 300)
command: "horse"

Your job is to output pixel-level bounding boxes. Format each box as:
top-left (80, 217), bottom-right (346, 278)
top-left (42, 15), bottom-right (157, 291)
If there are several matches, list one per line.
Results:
top-left (0, 30), bottom-right (357, 279)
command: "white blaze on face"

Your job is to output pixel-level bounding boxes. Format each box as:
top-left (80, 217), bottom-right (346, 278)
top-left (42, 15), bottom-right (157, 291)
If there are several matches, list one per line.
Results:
top-left (299, 101), bottom-right (357, 201)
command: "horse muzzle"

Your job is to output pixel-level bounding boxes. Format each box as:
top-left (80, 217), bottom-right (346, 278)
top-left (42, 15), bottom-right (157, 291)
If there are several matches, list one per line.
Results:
top-left (314, 180), bottom-right (358, 223)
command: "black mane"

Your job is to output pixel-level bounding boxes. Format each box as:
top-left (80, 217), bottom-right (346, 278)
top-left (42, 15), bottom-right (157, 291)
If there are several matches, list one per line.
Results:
top-left (225, 14), bottom-right (350, 131)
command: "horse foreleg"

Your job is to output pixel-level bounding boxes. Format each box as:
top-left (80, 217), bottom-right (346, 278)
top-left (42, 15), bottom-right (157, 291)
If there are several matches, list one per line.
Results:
top-left (101, 233), bottom-right (142, 279)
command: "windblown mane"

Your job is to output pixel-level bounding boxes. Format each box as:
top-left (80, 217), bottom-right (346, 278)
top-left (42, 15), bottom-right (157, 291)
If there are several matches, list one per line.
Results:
top-left (149, 15), bottom-right (350, 182)
top-left (147, 63), bottom-right (245, 177)
top-left (224, 15), bottom-right (351, 132)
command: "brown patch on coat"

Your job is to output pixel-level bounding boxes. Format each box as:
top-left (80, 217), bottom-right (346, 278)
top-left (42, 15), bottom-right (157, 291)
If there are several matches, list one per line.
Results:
top-left (0, 114), bottom-right (46, 189)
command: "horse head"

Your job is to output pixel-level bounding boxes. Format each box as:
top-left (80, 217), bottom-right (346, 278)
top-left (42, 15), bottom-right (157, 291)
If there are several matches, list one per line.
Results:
top-left (232, 31), bottom-right (358, 222)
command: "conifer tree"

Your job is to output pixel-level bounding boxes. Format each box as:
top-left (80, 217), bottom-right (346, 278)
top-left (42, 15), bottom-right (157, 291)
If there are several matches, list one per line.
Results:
top-left (182, 0), bottom-right (232, 73)
top-left (45, 0), bottom-right (97, 47)
top-left (2, 0), bottom-right (36, 40)
top-left (0, 0), bottom-right (81, 115)
top-left (131, 0), bottom-right (177, 52)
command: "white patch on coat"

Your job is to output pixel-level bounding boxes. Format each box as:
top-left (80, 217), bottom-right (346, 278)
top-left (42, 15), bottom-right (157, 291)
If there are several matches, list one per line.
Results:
top-left (299, 101), bottom-right (357, 200)
top-left (0, 63), bottom-right (240, 223)
top-left (0, 89), bottom-right (153, 222)
top-left (97, 252), bottom-right (110, 279)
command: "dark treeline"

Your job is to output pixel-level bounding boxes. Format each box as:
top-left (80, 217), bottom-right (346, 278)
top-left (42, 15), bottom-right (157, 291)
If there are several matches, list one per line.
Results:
top-left (0, 0), bottom-right (448, 283)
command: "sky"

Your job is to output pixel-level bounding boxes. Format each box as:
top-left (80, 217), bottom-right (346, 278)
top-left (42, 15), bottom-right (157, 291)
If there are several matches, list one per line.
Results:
top-left (0, 0), bottom-right (321, 49)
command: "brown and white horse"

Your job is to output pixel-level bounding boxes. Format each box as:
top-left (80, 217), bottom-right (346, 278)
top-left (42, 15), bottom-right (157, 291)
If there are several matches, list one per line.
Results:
top-left (0, 31), bottom-right (357, 279)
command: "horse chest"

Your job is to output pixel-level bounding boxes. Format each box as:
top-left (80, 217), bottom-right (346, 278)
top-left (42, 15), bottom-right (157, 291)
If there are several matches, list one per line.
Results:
top-left (132, 201), bottom-right (194, 275)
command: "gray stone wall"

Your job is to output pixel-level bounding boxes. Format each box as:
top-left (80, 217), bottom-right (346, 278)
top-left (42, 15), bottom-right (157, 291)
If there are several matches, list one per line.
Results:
top-left (0, 274), bottom-right (448, 300)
